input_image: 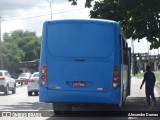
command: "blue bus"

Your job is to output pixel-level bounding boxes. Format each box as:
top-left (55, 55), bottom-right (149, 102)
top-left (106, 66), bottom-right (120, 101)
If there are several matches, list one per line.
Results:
top-left (39, 19), bottom-right (131, 113)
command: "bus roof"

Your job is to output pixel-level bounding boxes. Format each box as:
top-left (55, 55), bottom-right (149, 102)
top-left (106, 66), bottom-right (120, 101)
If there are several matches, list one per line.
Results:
top-left (44, 19), bottom-right (119, 26)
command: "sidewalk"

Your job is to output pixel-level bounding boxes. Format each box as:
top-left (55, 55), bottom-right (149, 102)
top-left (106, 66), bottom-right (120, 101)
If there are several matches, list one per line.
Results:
top-left (155, 86), bottom-right (160, 97)
top-left (130, 77), bottom-right (159, 97)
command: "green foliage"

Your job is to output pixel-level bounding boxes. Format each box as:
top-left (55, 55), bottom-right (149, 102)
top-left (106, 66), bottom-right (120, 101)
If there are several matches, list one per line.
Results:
top-left (1, 30), bottom-right (41, 73)
top-left (68, 0), bottom-right (94, 8)
top-left (154, 72), bottom-right (160, 87)
top-left (90, 0), bottom-right (160, 49)
top-left (134, 72), bottom-right (144, 79)
top-left (68, 0), bottom-right (160, 49)
top-left (68, 0), bottom-right (77, 6)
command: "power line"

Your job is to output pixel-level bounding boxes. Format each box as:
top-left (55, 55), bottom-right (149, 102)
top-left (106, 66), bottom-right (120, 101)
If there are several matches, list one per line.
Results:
top-left (2, 6), bottom-right (84, 19)
top-left (2, 7), bottom-right (86, 22)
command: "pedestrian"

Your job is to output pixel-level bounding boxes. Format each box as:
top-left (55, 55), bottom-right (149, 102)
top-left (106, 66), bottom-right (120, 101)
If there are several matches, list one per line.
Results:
top-left (140, 65), bottom-right (156, 105)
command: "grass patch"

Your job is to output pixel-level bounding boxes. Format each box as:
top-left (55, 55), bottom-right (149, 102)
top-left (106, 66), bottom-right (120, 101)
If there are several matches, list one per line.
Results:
top-left (134, 71), bottom-right (160, 88)
top-left (154, 71), bottom-right (160, 87)
top-left (134, 72), bottom-right (143, 79)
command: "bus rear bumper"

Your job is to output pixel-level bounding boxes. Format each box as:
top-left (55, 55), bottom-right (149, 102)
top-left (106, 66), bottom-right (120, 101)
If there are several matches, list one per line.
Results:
top-left (39, 87), bottom-right (121, 105)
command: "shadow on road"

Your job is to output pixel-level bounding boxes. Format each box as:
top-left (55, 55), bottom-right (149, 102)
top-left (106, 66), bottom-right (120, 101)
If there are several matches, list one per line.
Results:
top-left (0, 93), bottom-right (39, 96)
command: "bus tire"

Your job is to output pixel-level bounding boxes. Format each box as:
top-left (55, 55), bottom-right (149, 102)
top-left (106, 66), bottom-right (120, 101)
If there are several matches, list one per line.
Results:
top-left (52, 103), bottom-right (61, 114)
top-left (53, 103), bottom-right (72, 114)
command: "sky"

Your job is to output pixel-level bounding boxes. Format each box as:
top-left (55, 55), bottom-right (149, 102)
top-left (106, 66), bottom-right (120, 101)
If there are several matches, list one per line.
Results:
top-left (0, 0), bottom-right (91, 35)
top-left (0, 0), bottom-right (159, 55)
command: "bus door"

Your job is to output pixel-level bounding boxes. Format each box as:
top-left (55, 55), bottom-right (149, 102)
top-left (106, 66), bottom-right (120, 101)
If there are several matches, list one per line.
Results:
top-left (127, 47), bottom-right (131, 96)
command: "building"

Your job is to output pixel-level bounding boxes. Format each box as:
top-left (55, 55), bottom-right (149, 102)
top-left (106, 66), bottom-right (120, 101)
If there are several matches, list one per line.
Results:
top-left (19, 59), bottom-right (39, 73)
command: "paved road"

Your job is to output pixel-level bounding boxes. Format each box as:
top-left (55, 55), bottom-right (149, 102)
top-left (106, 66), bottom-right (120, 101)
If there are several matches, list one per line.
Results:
top-left (0, 86), bottom-right (52, 111)
top-left (0, 77), bottom-right (159, 120)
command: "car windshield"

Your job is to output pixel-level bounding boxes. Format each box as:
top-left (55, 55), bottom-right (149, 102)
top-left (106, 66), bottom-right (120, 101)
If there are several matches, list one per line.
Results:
top-left (19, 73), bottom-right (30, 77)
top-left (33, 73), bottom-right (39, 78)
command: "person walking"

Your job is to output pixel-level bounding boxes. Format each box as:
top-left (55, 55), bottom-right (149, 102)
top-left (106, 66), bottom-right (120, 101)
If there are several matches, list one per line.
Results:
top-left (140, 65), bottom-right (156, 105)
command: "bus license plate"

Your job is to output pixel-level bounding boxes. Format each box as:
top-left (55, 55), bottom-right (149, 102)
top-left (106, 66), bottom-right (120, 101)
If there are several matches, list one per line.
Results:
top-left (72, 82), bottom-right (86, 87)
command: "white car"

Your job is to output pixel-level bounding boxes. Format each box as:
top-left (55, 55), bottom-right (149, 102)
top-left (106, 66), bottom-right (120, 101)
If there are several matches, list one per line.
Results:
top-left (28, 72), bottom-right (39, 96)
top-left (0, 70), bottom-right (16, 95)
top-left (18, 73), bottom-right (31, 85)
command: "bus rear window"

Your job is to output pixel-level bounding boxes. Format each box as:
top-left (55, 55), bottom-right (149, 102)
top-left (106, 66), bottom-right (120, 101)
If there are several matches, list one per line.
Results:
top-left (46, 23), bottom-right (114, 58)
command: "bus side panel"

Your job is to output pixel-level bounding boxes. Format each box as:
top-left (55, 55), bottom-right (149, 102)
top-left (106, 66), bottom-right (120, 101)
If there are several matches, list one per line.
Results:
top-left (39, 86), bottom-right (49, 102)
top-left (39, 22), bottom-right (48, 102)
top-left (39, 22), bottom-right (47, 67)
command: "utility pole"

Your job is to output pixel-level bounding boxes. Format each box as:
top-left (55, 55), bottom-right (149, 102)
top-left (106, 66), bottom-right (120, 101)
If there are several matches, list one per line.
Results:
top-left (0, 16), bottom-right (3, 69)
top-left (147, 40), bottom-right (150, 64)
top-left (47, 0), bottom-right (54, 19)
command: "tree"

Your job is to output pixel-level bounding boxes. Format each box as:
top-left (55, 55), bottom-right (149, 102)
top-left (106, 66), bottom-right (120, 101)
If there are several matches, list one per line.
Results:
top-left (68, 0), bottom-right (160, 49)
top-left (68, 0), bottom-right (94, 7)
top-left (2, 30), bottom-right (41, 73)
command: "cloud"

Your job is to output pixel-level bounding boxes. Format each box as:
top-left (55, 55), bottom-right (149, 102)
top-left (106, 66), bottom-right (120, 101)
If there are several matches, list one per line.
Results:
top-left (0, 0), bottom-right (73, 17)
top-left (2, 20), bottom-right (24, 33)
top-left (0, 0), bottom-right (90, 37)
top-left (128, 38), bottom-right (159, 55)
top-left (0, 0), bottom-right (43, 15)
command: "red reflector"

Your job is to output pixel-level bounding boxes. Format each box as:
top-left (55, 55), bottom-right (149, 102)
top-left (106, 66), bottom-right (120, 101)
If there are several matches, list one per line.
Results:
top-left (0, 77), bottom-right (5, 80)
top-left (113, 77), bottom-right (118, 81)
top-left (41, 75), bottom-right (46, 80)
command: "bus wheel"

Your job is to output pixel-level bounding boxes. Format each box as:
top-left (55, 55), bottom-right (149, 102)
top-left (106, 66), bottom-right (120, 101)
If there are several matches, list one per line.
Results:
top-left (52, 103), bottom-right (62, 114)
top-left (52, 103), bottom-right (72, 114)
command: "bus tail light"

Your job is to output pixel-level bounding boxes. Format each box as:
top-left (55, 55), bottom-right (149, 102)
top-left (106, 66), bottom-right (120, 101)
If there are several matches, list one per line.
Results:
top-left (40, 65), bottom-right (47, 87)
top-left (112, 66), bottom-right (119, 88)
